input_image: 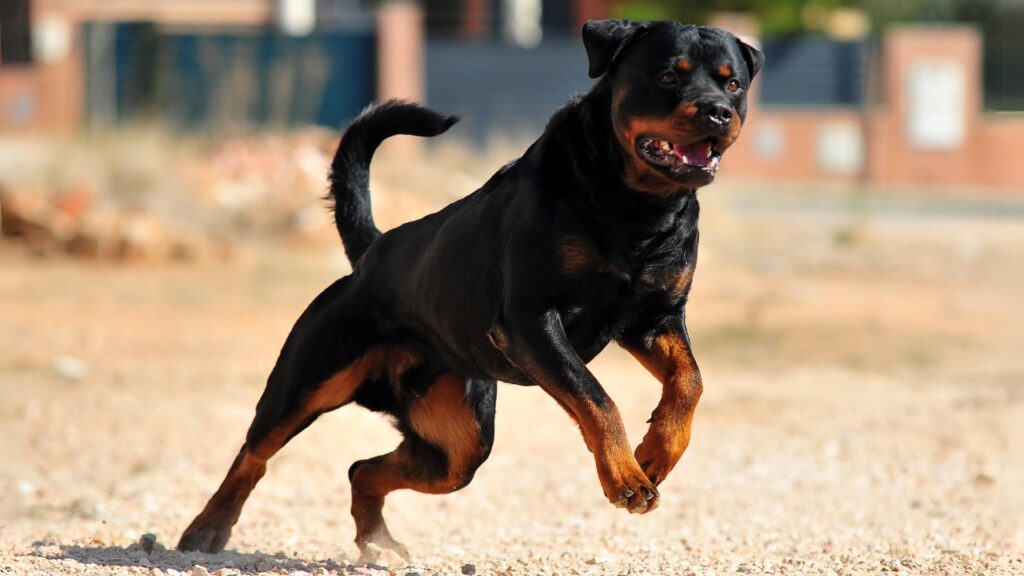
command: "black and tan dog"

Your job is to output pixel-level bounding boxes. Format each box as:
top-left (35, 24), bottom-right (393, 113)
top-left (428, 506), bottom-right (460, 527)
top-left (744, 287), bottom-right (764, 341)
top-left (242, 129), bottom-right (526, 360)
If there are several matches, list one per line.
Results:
top-left (178, 19), bottom-right (762, 558)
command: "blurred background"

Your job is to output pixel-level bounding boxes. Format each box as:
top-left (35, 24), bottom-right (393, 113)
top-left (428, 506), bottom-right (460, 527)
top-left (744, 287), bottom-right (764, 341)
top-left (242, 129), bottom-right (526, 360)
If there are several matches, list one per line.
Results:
top-left (2, 0), bottom-right (1024, 258)
top-left (1, 2), bottom-right (1022, 575)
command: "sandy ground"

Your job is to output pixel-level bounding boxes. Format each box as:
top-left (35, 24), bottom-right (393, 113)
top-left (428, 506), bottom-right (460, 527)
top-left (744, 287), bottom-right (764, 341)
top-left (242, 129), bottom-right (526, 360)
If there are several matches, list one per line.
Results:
top-left (1, 180), bottom-right (1023, 576)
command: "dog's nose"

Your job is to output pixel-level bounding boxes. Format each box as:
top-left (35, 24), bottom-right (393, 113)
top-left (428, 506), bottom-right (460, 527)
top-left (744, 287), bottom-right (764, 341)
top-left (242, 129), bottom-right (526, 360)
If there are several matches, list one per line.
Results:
top-left (704, 102), bottom-right (733, 126)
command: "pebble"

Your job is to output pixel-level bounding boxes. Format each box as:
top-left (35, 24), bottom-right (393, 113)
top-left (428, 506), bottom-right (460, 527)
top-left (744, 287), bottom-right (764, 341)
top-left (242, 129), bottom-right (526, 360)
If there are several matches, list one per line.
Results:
top-left (461, 564), bottom-right (476, 575)
top-left (191, 566), bottom-right (210, 576)
top-left (52, 356), bottom-right (88, 381)
top-left (140, 533), bottom-right (157, 554)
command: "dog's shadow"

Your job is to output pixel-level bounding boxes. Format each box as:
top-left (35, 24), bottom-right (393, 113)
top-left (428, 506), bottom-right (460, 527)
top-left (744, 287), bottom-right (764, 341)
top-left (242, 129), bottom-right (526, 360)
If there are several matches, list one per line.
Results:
top-left (47, 541), bottom-right (353, 575)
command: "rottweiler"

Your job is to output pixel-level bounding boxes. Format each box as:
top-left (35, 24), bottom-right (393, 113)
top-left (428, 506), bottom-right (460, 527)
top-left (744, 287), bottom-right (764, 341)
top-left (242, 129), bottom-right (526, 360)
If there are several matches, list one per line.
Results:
top-left (178, 19), bottom-right (763, 559)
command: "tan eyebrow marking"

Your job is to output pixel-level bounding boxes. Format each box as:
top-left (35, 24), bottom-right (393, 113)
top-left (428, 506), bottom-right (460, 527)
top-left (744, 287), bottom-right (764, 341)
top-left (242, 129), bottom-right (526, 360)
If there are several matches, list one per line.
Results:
top-left (675, 59), bottom-right (693, 72)
top-left (717, 64), bottom-right (734, 77)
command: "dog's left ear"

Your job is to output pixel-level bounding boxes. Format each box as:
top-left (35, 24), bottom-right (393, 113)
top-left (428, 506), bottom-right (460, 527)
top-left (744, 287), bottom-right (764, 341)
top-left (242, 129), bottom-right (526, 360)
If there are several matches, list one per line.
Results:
top-left (582, 19), bottom-right (649, 79)
top-left (737, 38), bottom-right (764, 80)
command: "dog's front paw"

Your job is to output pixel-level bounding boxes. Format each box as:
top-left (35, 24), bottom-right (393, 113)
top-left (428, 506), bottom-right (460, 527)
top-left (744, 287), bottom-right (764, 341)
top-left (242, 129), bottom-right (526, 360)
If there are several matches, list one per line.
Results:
top-left (634, 420), bottom-right (689, 486)
top-left (634, 436), bottom-right (682, 486)
top-left (598, 455), bottom-right (660, 514)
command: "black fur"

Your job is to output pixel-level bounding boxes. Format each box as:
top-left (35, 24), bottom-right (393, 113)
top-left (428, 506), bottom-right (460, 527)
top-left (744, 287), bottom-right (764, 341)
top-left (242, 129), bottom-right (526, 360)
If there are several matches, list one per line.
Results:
top-left (179, 19), bottom-right (761, 557)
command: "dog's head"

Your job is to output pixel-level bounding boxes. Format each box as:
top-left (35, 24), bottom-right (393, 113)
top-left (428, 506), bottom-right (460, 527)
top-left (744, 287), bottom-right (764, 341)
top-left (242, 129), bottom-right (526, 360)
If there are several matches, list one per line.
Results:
top-left (583, 20), bottom-right (763, 195)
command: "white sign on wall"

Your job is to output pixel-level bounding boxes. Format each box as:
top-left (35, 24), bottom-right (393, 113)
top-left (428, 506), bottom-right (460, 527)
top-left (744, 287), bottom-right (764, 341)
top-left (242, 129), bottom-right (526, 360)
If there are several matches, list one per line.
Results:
top-left (817, 121), bottom-right (864, 175)
top-left (906, 60), bottom-right (967, 150)
top-left (277, 0), bottom-right (316, 37)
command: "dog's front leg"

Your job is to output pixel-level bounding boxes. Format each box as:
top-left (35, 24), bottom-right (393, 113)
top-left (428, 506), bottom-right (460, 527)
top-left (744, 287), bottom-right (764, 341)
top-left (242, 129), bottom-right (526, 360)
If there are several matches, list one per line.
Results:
top-left (620, 315), bottom-right (703, 486)
top-left (488, 309), bottom-right (659, 514)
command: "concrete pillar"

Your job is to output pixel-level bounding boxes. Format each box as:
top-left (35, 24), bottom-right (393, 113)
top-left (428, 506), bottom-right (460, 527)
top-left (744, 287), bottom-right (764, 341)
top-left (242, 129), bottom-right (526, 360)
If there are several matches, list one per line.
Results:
top-left (376, 1), bottom-right (426, 152)
top-left (376, 0), bottom-right (424, 104)
top-left (708, 12), bottom-right (761, 112)
top-left (574, 0), bottom-right (607, 33)
top-left (871, 26), bottom-right (982, 187)
top-left (706, 13), bottom-right (762, 174)
top-left (463, 0), bottom-right (489, 40)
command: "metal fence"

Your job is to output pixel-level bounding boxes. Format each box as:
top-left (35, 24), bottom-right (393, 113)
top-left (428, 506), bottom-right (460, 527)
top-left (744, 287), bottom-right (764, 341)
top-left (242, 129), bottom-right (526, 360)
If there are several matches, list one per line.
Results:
top-left (759, 38), bottom-right (868, 107)
top-left (426, 37), bottom-right (595, 142)
top-left (425, 36), bottom-right (870, 141)
top-left (84, 22), bottom-right (376, 130)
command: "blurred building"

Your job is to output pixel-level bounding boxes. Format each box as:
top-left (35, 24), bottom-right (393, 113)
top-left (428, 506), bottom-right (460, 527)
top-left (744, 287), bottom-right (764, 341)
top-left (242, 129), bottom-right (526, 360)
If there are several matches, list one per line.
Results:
top-left (0, 0), bottom-right (609, 135)
top-left (1, 1), bottom-right (1024, 192)
top-left (0, 0), bottom-right (380, 131)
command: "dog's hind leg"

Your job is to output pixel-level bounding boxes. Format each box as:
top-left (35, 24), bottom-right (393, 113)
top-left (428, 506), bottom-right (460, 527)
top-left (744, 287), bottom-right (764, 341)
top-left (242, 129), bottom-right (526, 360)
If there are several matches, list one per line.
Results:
top-left (177, 353), bottom-right (383, 553)
top-left (178, 278), bottom-right (382, 553)
top-left (349, 374), bottom-right (496, 561)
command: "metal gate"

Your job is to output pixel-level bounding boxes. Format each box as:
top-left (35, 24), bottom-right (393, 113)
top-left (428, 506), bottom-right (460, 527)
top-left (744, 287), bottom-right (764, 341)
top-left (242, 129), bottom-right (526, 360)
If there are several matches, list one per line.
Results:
top-left (84, 22), bottom-right (376, 129)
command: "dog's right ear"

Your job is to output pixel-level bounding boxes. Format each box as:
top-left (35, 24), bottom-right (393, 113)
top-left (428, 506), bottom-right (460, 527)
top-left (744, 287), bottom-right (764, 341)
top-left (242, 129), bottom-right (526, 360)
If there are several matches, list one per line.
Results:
top-left (582, 19), bottom-right (649, 79)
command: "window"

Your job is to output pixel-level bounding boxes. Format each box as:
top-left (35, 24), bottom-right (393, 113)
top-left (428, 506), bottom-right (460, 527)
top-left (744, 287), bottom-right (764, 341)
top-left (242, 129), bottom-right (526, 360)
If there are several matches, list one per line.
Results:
top-left (0, 0), bottom-right (32, 65)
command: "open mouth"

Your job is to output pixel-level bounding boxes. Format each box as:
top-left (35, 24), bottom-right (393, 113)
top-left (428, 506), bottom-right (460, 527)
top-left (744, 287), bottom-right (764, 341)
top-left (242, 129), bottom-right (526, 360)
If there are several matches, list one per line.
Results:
top-left (637, 136), bottom-right (722, 179)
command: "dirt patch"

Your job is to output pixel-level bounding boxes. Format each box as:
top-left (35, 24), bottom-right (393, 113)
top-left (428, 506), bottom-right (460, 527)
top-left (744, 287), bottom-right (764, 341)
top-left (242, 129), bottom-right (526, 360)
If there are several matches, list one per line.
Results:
top-left (1, 146), bottom-right (1022, 575)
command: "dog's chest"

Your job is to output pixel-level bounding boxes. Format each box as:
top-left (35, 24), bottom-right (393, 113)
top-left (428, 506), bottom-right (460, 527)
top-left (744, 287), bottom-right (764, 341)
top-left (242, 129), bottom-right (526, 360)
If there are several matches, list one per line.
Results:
top-left (559, 248), bottom-right (692, 358)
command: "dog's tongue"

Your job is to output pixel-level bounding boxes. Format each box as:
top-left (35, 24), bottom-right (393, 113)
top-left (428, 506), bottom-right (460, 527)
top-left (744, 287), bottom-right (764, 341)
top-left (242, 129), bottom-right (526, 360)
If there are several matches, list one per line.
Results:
top-left (672, 140), bottom-right (712, 167)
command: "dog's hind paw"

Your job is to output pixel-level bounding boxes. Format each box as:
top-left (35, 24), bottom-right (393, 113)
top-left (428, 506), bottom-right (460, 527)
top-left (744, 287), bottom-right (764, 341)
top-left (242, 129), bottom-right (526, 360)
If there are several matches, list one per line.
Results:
top-left (177, 524), bottom-right (232, 553)
top-left (358, 541), bottom-right (411, 565)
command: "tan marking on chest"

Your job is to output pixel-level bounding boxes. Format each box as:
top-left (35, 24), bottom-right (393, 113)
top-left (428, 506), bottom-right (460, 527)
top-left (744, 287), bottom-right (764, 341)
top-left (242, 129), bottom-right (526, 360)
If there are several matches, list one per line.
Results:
top-left (558, 235), bottom-right (598, 274)
top-left (670, 266), bottom-right (695, 298)
top-left (640, 265), bottom-right (694, 297)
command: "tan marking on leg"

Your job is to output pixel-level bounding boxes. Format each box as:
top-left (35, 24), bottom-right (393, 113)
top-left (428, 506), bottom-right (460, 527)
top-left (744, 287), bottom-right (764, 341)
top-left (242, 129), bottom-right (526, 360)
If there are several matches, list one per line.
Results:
top-left (626, 331), bottom-right (702, 485)
top-left (528, 368), bottom-right (658, 513)
top-left (177, 448), bottom-right (267, 552)
top-left (408, 374), bottom-right (483, 477)
top-left (251, 347), bottom-right (418, 461)
top-left (351, 373), bottom-right (487, 559)
top-left (181, 346), bottom-right (419, 553)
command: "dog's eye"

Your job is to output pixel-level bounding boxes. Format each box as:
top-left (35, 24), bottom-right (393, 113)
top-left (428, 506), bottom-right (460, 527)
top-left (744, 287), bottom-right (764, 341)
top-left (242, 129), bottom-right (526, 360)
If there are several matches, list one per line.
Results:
top-left (726, 79), bottom-right (741, 93)
top-left (658, 72), bottom-right (678, 86)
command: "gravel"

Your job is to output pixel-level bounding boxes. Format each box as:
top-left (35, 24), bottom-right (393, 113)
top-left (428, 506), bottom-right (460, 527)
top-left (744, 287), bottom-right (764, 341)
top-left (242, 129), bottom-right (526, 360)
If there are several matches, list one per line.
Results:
top-left (2, 187), bottom-right (1022, 575)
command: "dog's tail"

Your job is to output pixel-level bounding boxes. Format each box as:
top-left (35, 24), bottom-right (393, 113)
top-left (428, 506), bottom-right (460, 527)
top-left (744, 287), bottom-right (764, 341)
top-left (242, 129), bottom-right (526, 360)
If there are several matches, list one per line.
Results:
top-left (328, 100), bottom-right (459, 264)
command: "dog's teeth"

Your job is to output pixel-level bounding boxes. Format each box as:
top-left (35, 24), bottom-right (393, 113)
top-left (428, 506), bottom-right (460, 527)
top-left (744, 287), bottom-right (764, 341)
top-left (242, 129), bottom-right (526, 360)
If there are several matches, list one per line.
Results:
top-left (660, 141), bottom-right (672, 153)
top-left (681, 155), bottom-right (689, 164)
